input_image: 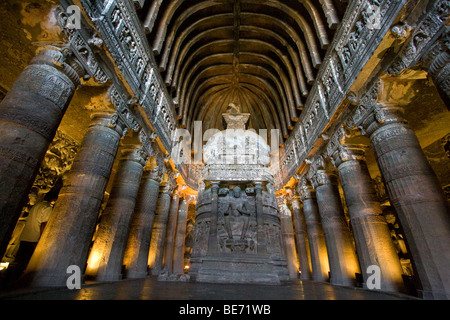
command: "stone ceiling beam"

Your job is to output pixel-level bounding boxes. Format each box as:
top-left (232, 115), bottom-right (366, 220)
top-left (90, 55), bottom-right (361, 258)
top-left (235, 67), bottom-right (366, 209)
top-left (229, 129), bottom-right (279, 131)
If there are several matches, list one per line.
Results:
top-left (175, 38), bottom-right (302, 125)
top-left (180, 64), bottom-right (292, 131)
top-left (186, 72), bottom-right (289, 138)
top-left (159, 13), bottom-right (235, 72)
top-left (192, 82), bottom-right (280, 134)
top-left (178, 50), bottom-right (300, 121)
top-left (143, 0), bottom-right (164, 33)
top-left (187, 74), bottom-right (287, 137)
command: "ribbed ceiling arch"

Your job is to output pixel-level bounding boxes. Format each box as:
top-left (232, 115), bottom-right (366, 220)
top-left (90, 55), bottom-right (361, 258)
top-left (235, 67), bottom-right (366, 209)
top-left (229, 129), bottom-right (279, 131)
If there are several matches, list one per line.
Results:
top-left (136, 0), bottom-right (348, 141)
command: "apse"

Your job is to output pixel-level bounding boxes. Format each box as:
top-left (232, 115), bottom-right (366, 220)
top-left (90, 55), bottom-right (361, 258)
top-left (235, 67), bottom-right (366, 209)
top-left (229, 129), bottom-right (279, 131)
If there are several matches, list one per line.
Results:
top-left (138, 0), bottom-right (347, 139)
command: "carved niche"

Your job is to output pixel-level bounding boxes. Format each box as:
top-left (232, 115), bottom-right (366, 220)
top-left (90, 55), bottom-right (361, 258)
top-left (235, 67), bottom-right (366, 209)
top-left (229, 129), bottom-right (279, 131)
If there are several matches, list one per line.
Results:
top-left (217, 186), bottom-right (257, 254)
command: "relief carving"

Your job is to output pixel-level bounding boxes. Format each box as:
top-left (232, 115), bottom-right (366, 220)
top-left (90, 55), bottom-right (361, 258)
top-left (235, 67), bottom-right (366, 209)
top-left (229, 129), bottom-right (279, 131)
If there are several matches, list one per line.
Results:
top-left (219, 187), bottom-right (255, 254)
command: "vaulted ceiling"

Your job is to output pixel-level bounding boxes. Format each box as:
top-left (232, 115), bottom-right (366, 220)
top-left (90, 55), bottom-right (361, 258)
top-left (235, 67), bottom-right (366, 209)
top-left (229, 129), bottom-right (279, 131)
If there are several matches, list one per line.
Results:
top-left (135, 0), bottom-right (348, 140)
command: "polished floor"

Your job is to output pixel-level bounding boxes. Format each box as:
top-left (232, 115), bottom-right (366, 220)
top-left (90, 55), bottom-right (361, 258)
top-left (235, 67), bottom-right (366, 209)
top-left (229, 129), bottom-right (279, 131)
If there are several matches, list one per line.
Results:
top-left (0, 276), bottom-right (417, 300)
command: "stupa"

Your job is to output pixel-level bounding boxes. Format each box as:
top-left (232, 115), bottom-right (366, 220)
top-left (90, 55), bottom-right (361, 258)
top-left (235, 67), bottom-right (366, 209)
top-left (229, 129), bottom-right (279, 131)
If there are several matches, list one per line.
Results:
top-left (188, 104), bottom-right (289, 284)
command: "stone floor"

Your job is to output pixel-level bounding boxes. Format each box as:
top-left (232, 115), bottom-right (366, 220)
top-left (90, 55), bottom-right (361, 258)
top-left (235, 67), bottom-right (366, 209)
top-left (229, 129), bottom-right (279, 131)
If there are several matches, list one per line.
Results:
top-left (0, 276), bottom-right (417, 300)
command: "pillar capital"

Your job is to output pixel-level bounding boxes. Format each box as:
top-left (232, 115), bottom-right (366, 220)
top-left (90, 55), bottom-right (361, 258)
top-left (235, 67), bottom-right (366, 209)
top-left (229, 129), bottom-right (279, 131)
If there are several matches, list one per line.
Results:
top-left (386, 0), bottom-right (449, 77)
top-left (120, 144), bottom-right (149, 167)
top-left (90, 111), bottom-right (128, 137)
top-left (147, 166), bottom-right (162, 182)
top-left (421, 29), bottom-right (450, 108)
top-left (183, 194), bottom-right (197, 205)
top-left (306, 156), bottom-right (338, 189)
top-left (276, 192), bottom-right (288, 207)
top-left (421, 30), bottom-right (450, 72)
top-left (210, 181), bottom-right (220, 190)
top-left (358, 103), bottom-right (407, 137)
top-left (254, 181), bottom-right (263, 190)
top-left (330, 144), bottom-right (367, 168)
top-left (31, 46), bottom-right (85, 87)
top-left (138, 128), bottom-right (156, 158)
top-left (148, 152), bottom-right (167, 182)
top-left (283, 187), bottom-right (300, 206)
top-left (161, 170), bottom-right (178, 194)
top-left (290, 192), bottom-right (301, 211)
top-left (297, 177), bottom-right (315, 201)
top-left (311, 169), bottom-right (338, 189)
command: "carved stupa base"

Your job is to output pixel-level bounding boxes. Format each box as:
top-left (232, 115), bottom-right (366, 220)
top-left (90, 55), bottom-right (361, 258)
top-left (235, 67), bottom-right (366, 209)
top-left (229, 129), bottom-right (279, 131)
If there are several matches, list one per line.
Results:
top-left (189, 254), bottom-right (289, 285)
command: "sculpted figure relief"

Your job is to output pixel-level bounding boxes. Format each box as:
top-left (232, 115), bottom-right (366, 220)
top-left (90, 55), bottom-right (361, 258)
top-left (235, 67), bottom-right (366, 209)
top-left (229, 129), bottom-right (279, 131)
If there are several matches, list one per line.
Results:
top-left (223, 187), bottom-right (252, 241)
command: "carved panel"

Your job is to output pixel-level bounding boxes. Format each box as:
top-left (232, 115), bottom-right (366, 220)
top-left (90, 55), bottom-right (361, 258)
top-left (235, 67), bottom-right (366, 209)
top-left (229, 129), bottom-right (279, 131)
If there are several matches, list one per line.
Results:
top-left (79, 0), bottom-right (177, 153)
top-left (274, 0), bottom-right (405, 188)
top-left (55, 6), bottom-right (108, 84)
top-left (216, 188), bottom-right (257, 255)
top-left (387, 0), bottom-right (450, 75)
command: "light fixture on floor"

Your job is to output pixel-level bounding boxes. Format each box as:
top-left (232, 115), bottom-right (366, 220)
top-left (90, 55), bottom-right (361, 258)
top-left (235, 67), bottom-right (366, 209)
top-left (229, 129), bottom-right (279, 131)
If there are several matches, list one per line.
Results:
top-left (0, 262), bottom-right (9, 271)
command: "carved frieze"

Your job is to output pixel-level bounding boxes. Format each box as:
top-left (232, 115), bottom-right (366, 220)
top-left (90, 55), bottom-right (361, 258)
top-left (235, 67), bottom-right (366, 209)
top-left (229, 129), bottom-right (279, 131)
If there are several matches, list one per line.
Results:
top-left (138, 128), bottom-right (156, 159)
top-left (386, 0), bottom-right (450, 76)
top-left (278, 138), bottom-right (300, 184)
top-left (78, 0), bottom-right (177, 153)
top-left (345, 79), bottom-right (382, 130)
top-left (203, 165), bottom-right (274, 183)
top-left (108, 85), bottom-right (141, 134)
top-left (274, 0), bottom-right (406, 188)
top-left (55, 6), bottom-right (108, 84)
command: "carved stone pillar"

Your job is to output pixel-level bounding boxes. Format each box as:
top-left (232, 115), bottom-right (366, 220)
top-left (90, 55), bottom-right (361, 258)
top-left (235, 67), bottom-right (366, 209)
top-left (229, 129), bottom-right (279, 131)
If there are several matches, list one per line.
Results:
top-left (360, 103), bottom-right (450, 299)
top-left (148, 180), bottom-right (173, 275)
top-left (0, 47), bottom-right (84, 257)
top-left (312, 164), bottom-right (361, 287)
top-left (162, 192), bottom-right (180, 276)
top-left (254, 182), bottom-right (267, 254)
top-left (291, 191), bottom-right (312, 280)
top-left (172, 197), bottom-right (190, 275)
top-left (278, 195), bottom-right (299, 279)
top-left (331, 144), bottom-right (405, 293)
top-left (207, 181), bottom-right (220, 255)
top-left (423, 43), bottom-right (450, 109)
top-left (298, 179), bottom-right (329, 282)
top-left (23, 112), bottom-right (125, 287)
top-left (85, 145), bottom-right (147, 281)
top-left (123, 167), bottom-right (161, 279)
